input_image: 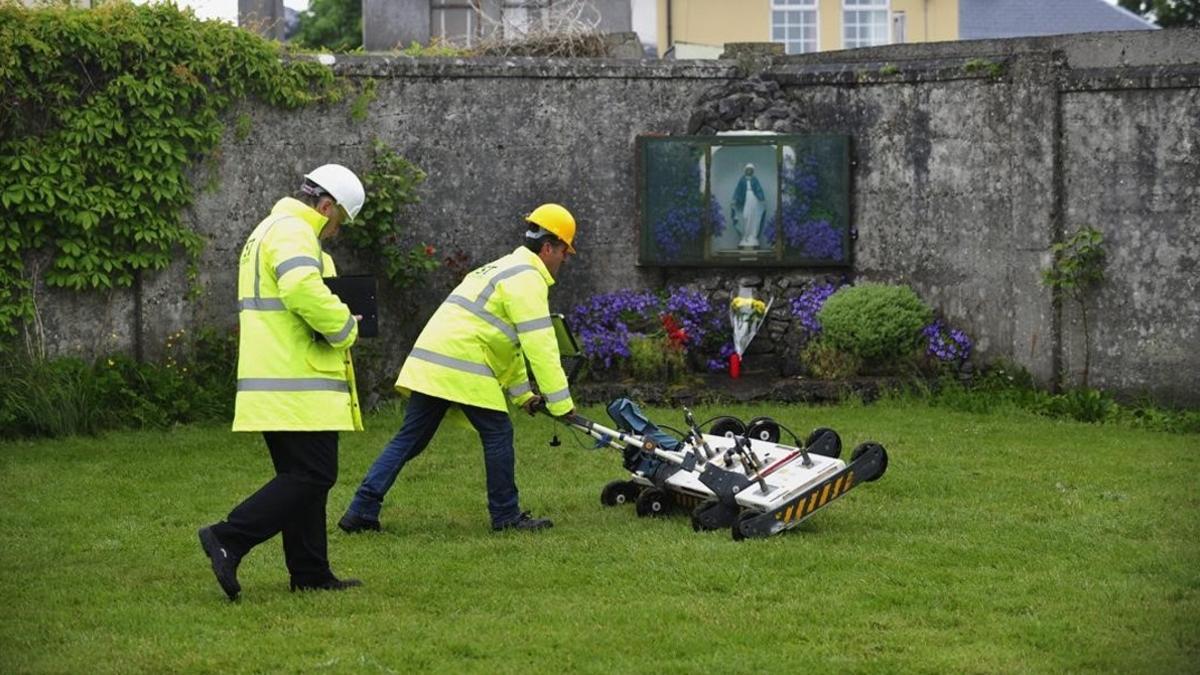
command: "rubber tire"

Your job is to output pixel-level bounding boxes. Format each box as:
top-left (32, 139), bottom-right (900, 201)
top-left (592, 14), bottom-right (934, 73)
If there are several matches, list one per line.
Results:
top-left (746, 417), bottom-right (781, 443)
top-left (690, 502), bottom-right (719, 532)
top-left (850, 442), bottom-right (889, 482)
top-left (708, 417), bottom-right (746, 438)
top-left (635, 487), bottom-right (670, 518)
top-left (600, 480), bottom-right (639, 507)
top-left (731, 510), bottom-right (757, 542)
top-left (806, 427), bottom-right (843, 458)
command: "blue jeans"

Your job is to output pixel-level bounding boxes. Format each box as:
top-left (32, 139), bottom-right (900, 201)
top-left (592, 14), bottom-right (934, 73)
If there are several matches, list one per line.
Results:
top-left (347, 392), bottom-right (521, 527)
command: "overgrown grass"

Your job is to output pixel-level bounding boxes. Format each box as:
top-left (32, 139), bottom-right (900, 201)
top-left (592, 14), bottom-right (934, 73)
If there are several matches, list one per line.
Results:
top-left (1, 401), bottom-right (1197, 672)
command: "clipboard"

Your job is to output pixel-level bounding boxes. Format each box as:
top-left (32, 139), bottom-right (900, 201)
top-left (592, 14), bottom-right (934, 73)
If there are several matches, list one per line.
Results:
top-left (324, 275), bottom-right (378, 338)
top-left (550, 313), bottom-right (583, 381)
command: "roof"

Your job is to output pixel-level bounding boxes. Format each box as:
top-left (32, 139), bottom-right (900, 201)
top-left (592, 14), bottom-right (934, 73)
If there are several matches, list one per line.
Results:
top-left (959, 0), bottom-right (1158, 40)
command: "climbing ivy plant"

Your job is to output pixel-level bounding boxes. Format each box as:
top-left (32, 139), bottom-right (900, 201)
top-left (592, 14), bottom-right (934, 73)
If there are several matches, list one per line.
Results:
top-left (0, 2), bottom-right (341, 338)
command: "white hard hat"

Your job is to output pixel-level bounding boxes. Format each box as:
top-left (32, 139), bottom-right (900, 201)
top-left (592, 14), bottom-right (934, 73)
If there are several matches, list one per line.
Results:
top-left (304, 164), bottom-right (366, 222)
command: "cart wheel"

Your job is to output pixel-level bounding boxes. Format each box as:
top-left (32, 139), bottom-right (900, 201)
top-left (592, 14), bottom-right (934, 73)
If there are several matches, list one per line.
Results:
top-left (635, 487), bottom-right (670, 518)
top-left (850, 442), bottom-right (889, 482)
top-left (708, 417), bottom-right (746, 438)
top-left (731, 510), bottom-right (757, 542)
top-left (805, 427), bottom-right (843, 458)
top-left (690, 502), bottom-right (718, 532)
top-left (600, 480), bottom-right (640, 507)
top-left (745, 417), bottom-right (781, 443)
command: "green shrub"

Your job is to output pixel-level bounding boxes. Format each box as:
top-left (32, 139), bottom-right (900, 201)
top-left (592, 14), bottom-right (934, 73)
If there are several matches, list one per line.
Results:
top-left (800, 340), bottom-right (862, 379)
top-left (0, 326), bottom-right (237, 438)
top-left (1036, 387), bottom-right (1118, 424)
top-left (817, 283), bottom-right (932, 364)
top-left (1, 355), bottom-right (110, 437)
top-left (918, 360), bottom-right (1200, 434)
top-left (627, 335), bottom-right (686, 383)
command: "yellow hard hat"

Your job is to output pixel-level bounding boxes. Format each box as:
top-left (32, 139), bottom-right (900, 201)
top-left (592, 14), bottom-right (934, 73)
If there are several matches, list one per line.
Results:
top-left (526, 203), bottom-right (577, 254)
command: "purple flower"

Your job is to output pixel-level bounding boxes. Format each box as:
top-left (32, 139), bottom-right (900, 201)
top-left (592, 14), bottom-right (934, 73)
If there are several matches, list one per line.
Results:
top-left (706, 342), bottom-right (736, 372)
top-left (780, 155), bottom-right (845, 262)
top-left (795, 219), bottom-right (843, 261)
top-left (665, 286), bottom-right (720, 349)
top-left (922, 320), bottom-right (973, 363)
top-left (789, 282), bottom-right (841, 337)
top-left (569, 286), bottom-right (729, 371)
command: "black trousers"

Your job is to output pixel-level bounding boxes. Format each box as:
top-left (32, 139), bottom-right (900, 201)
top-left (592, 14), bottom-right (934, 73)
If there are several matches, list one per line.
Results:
top-left (212, 431), bottom-right (338, 585)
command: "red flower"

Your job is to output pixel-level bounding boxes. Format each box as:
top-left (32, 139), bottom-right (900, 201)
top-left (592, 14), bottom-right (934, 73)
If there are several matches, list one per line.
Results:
top-left (424, 245), bottom-right (436, 256)
top-left (661, 314), bottom-right (687, 347)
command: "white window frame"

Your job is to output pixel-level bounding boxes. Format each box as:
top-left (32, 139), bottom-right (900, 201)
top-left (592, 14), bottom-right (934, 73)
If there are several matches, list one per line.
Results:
top-left (892, 10), bottom-right (906, 44)
top-left (770, 0), bottom-right (819, 55)
top-left (842, 0), bottom-right (890, 50)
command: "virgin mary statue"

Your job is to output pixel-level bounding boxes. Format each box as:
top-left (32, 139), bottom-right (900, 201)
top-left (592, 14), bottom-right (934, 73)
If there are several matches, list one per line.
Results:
top-left (731, 163), bottom-right (766, 248)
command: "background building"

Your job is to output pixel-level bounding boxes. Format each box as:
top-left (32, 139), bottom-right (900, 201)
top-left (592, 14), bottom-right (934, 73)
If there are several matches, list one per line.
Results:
top-left (649, 0), bottom-right (1155, 58)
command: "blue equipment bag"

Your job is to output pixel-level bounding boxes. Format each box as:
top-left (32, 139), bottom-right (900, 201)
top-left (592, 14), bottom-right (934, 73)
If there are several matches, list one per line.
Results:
top-left (605, 398), bottom-right (680, 475)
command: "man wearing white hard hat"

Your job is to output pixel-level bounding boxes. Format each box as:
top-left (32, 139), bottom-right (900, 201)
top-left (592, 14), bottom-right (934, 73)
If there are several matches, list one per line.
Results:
top-left (198, 164), bottom-right (366, 601)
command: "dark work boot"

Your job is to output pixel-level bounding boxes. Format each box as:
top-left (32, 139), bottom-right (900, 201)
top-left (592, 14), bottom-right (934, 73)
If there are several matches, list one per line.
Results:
top-left (492, 511), bottom-right (554, 532)
top-left (198, 526), bottom-right (241, 601)
top-left (337, 511), bottom-right (382, 534)
top-left (290, 576), bottom-right (364, 592)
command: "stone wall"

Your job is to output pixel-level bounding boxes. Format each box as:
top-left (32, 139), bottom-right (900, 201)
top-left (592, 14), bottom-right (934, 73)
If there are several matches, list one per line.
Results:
top-left (28, 31), bottom-right (1200, 406)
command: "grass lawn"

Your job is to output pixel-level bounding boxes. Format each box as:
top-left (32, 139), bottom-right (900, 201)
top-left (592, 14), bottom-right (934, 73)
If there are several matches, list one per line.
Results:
top-left (1, 400), bottom-right (1197, 673)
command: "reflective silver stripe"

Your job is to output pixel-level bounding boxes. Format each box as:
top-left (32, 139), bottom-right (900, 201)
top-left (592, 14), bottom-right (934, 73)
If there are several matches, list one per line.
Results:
top-left (275, 256), bottom-right (322, 279)
top-left (409, 347), bottom-right (495, 377)
top-left (515, 316), bottom-right (553, 333)
top-left (238, 297), bottom-right (287, 311)
top-left (446, 295), bottom-right (518, 344)
top-left (544, 387), bottom-right (571, 403)
top-left (324, 315), bottom-right (355, 344)
top-left (237, 378), bottom-right (349, 393)
top-left (475, 264), bottom-right (538, 305)
top-left (507, 381), bottom-right (532, 398)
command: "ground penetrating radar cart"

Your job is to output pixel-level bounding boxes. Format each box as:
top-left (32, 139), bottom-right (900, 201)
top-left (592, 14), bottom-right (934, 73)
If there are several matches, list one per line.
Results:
top-left (544, 314), bottom-right (888, 540)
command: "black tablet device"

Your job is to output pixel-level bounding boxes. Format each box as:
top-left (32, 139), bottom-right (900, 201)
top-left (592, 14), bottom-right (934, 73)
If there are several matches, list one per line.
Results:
top-left (324, 275), bottom-right (378, 338)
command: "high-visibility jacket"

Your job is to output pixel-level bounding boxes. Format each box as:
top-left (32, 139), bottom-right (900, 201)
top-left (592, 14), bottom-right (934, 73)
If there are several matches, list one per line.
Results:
top-left (396, 246), bottom-right (574, 416)
top-left (232, 197), bottom-right (362, 432)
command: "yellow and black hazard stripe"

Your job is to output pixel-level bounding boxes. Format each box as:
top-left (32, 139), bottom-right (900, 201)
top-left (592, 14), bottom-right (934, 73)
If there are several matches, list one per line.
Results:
top-left (773, 469), bottom-right (857, 525)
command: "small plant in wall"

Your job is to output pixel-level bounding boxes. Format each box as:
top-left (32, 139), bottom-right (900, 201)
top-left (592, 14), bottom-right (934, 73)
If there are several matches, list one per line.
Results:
top-left (963, 58), bottom-right (1004, 78)
top-left (1042, 226), bottom-right (1106, 388)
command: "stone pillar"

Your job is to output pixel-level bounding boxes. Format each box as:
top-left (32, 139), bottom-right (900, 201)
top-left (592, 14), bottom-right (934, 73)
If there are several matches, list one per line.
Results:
top-left (593, 0), bottom-right (633, 33)
top-left (363, 0), bottom-right (429, 51)
top-left (238, 0), bottom-right (285, 41)
top-left (1005, 52), bottom-right (1065, 388)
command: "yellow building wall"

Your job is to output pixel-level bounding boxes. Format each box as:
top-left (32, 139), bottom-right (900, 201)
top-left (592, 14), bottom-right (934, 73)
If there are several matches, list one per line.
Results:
top-left (657, 0), bottom-right (958, 57)
top-left (657, 0), bottom-right (771, 56)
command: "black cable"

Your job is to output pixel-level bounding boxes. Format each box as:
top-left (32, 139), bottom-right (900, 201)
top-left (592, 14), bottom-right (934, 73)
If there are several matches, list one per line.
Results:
top-left (556, 416), bottom-right (598, 450)
top-left (548, 415), bottom-right (615, 451)
top-left (696, 415), bottom-right (745, 429)
top-left (772, 421), bottom-right (807, 448)
top-left (655, 424), bottom-right (687, 440)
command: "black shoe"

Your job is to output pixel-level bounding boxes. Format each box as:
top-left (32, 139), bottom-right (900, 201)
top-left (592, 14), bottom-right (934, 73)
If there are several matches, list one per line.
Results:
top-left (492, 511), bottom-right (554, 532)
top-left (198, 526), bottom-right (241, 601)
top-left (290, 577), bottom-right (363, 592)
top-left (337, 511), bottom-right (381, 534)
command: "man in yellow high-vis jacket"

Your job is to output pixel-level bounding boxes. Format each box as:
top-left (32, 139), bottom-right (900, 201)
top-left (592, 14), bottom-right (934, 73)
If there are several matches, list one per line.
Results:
top-left (338, 203), bottom-right (578, 533)
top-left (198, 164), bottom-right (366, 601)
